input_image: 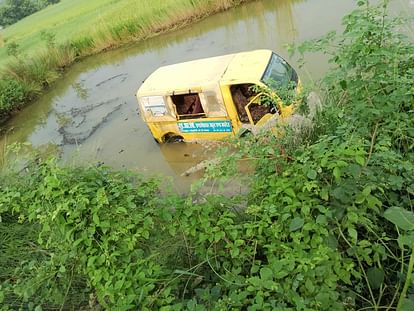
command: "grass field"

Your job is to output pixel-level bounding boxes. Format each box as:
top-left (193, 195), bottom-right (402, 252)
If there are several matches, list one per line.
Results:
top-left (0, 0), bottom-right (248, 123)
top-left (0, 0), bottom-right (242, 66)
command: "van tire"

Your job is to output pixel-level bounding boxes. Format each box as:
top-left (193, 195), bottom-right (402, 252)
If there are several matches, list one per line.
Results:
top-left (163, 133), bottom-right (184, 143)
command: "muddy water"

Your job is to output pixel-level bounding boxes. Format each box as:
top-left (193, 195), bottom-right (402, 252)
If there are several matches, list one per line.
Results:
top-left (1, 0), bottom-right (412, 191)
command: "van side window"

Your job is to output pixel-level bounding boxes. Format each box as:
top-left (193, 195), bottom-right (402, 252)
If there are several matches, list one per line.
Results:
top-left (171, 93), bottom-right (206, 120)
top-left (198, 90), bottom-right (227, 117)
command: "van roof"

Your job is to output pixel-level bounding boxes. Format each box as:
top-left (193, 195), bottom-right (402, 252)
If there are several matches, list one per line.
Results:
top-left (137, 49), bottom-right (272, 96)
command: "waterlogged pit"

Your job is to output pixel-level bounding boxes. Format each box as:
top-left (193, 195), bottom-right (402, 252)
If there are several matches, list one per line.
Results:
top-left (0, 0), bottom-right (412, 191)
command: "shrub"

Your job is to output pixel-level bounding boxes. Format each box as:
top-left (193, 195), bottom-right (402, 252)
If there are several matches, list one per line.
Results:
top-left (0, 79), bottom-right (26, 118)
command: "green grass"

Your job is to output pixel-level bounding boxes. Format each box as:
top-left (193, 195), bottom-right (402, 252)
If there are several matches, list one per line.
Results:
top-left (0, 0), bottom-right (241, 66)
top-left (0, 0), bottom-right (130, 64)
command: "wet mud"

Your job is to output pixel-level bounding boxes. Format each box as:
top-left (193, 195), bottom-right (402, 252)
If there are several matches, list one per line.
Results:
top-left (58, 98), bottom-right (123, 145)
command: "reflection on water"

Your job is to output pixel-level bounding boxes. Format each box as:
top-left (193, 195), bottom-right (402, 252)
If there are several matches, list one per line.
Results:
top-left (274, 0), bottom-right (300, 43)
top-left (2, 0), bottom-right (408, 191)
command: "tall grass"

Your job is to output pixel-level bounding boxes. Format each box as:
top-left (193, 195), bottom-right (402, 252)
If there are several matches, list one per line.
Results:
top-left (0, 0), bottom-right (251, 125)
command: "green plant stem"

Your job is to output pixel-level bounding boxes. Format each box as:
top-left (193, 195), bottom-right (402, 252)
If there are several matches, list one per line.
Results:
top-left (365, 122), bottom-right (379, 167)
top-left (336, 221), bottom-right (377, 310)
top-left (396, 247), bottom-right (414, 311)
top-left (206, 243), bottom-right (245, 287)
top-left (386, 283), bottom-right (400, 311)
top-left (365, 226), bottom-right (399, 261)
top-left (60, 263), bottom-right (75, 311)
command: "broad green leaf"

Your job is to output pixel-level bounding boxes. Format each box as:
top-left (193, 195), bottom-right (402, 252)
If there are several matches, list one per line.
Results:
top-left (355, 155), bottom-right (365, 166)
top-left (348, 227), bottom-right (358, 241)
top-left (307, 169), bottom-right (317, 180)
top-left (305, 279), bottom-right (315, 293)
top-left (116, 207), bottom-right (128, 214)
top-left (326, 235), bottom-right (338, 250)
top-left (367, 195), bottom-right (382, 209)
top-left (73, 238), bottom-right (83, 247)
top-left (333, 167), bottom-right (341, 180)
top-left (354, 193), bottom-right (365, 204)
top-left (100, 220), bottom-right (111, 229)
top-left (284, 188), bottom-right (296, 197)
top-left (230, 248), bottom-right (240, 258)
top-left (92, 213), bottom-right (100, 225)
top-left (384, 207), bottom-right (414, 231)
top-left (332, 187), bottom-right (350, 203)
top-left (398, 233), bottom-right (414, 248)
top-left (362, 186), bottom-right (371, 196)
top-left (289, 217), bottom-right (304, 232)
top-left (320, 188), bottom-right (329, 201)
top-left (249, 276), bottom-right (262, 286)
top-left (315, 292), bottom-right (330, 306)
top-left (260, 267), bottom-right (273, 280)
top-left (115, 280), bottom-right (124, 290)
top-left (187, 299), bottom-right (196, 311)
top-left (367, 267), bottom-right (384, 289)
top-left (401, 298), bottom-right (414, 311)
top-left (316, 215), bottom-right (327, 225)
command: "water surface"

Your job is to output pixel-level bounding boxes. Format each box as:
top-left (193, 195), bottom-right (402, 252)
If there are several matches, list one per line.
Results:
top-left (1, 0), bottom-right (411, 191)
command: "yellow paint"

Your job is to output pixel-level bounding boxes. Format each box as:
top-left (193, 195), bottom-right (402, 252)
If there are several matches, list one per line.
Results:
top-left (136, 49), bottom-right (300, 143)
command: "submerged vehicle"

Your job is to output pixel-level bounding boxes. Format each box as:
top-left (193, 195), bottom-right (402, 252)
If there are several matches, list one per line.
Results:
top-left (136, 49), bottom-right (300, 143)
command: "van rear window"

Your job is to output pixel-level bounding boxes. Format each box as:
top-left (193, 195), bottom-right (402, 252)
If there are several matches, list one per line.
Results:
top-left (140, 96), bottom-right (167, 116)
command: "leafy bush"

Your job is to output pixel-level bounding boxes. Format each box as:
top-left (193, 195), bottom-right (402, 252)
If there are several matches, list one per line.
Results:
top-left (0, 0), bottom-right (60, 26)
top-left (0, 79), bottom-right (26, 118)
top-left (0, 160), bottom-right (173, 310)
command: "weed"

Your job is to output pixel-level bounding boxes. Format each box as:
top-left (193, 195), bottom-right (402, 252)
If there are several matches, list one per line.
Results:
top-left (40, 30), bottom-right (56, 49)
top-left (0, 79), bottom-right (26, 118)
top-left (5, 41), bottom-right (19, 58)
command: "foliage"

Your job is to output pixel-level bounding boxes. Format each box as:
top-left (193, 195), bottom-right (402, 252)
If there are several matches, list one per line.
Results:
top-left (205, 0), bottom-right (414, 309)
top-left (40, 30), bottom-right (56, 49)
top-left (0, 0), bottom-right (60, 26)
top-left (5, 40), bottom-right (19, 57)
top-left (0, 0), bottom-right (413, 310)
top-left (0, 79), bottom-right (26, 118)
top-left (0, 160), bottom-right (175, 309)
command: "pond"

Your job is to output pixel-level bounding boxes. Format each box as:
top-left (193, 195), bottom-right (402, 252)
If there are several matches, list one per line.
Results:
top-left (0, 0), bottom-right (411, 191)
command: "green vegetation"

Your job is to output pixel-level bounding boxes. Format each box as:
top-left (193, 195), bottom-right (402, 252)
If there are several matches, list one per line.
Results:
top-left (0, 0), bottom-right (250, 123)
top-left (0, 0), bottom-right (413, 310)
top-left (0, 0), bottom-right (60, 27)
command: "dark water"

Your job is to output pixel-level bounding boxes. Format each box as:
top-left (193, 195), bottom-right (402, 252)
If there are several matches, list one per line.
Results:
top-left (0, 0), bottom-right (412, 191)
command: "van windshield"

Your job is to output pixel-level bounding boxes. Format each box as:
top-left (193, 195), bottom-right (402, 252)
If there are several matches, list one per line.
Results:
top-left (261, 53), bottom-right (298, 88)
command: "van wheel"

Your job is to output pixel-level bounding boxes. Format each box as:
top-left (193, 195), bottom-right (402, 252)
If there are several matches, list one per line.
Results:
top-left (163, 134), bottom-right (184, 143)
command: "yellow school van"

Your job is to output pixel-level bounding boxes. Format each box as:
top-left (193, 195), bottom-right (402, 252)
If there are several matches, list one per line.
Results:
top-left (136, 49), bottom-right (300, 143)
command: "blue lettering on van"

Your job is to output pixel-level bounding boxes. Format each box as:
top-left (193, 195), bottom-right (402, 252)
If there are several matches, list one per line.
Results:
top-left (178, 121), bottom-right (232, 133)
